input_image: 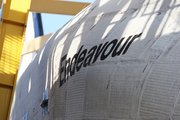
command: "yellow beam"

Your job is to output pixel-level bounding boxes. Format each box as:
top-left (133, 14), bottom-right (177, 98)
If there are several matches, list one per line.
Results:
top-left (0, 0), bottom-right (2, 9)
top-left (30, 0), bottom-right (90, 15)
top-left (0, 73), bottom-right (14, 87)
top-left (0, 85), bottom-right (12, 120)
top-left (22, 33), bottom-right (54, 55)
top-left (0, 0), bottom-right (31, 120)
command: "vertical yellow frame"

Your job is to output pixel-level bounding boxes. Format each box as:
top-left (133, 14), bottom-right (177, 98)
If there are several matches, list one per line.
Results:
top-left (0, 0), bottom-right (31, 119)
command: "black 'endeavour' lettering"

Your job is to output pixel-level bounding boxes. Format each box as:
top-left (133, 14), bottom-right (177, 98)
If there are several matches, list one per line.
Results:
top-left (59, 33), bottom-right (142, 87)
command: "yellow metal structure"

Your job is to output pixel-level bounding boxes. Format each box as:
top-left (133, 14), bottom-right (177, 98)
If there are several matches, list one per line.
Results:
top-left (0, 0), bottom-right (31, 119)
top-left (0, 0), bottom-right (2, 9)
top-left (30, 0), bottom-right (90, 15)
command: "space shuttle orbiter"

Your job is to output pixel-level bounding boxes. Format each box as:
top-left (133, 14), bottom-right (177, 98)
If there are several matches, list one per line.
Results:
top-left (9, 0), bottom-right (180, 119)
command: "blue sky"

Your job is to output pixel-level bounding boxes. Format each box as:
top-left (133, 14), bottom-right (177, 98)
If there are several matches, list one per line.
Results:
top-left (41, 0), bottom-right (95, 35)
